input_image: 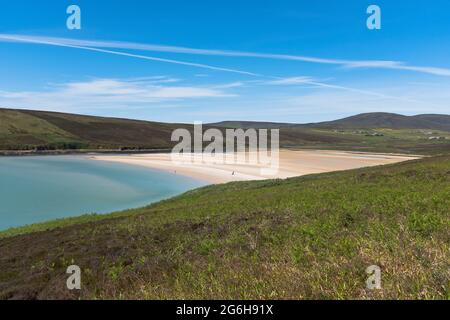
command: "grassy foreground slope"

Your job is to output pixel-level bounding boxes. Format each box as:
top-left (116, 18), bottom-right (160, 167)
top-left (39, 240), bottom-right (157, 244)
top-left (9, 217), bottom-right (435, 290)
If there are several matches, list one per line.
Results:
top-left (0, 156), bottom-right (449, 299)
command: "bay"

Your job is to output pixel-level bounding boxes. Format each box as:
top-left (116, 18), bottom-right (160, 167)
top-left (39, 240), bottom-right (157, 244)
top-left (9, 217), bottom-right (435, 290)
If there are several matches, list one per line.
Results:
top-left (0, 155), bottom-right (206, 230)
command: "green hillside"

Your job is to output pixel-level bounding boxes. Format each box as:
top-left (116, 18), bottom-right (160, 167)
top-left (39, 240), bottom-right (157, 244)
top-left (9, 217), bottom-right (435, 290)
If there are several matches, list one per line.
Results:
top-left (1, 108), bottom-right (450, 154)
top-left (0, 156), bottom-right (448, 299)
top-left (0, 109), bottom-right (82, 149)
top-left (0, 108), bottom-right (185, 150)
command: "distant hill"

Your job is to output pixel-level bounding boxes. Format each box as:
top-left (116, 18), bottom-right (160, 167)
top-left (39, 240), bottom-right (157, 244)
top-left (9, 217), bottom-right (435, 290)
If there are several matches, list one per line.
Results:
top-left (214, 113), bottom-right (450, 132)
top-left (307, 112), bottom-right (450, 131)
top-left (210, 121), bottom-right (294, 129)
top-left (1, 108), bottom-right (449, 154)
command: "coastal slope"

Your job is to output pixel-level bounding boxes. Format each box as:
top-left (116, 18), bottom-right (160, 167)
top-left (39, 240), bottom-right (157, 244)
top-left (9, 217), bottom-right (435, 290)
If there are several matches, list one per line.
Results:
top-left (0, 155), bottom-right (448, 299)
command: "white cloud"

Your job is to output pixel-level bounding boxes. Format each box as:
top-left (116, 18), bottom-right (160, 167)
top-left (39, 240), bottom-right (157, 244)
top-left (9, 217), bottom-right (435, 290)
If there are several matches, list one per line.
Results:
top-left (0, 78), bottom-right (235, 112)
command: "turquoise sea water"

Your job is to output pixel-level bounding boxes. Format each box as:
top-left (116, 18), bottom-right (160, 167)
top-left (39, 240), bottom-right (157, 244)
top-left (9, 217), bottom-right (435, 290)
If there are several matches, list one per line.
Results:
top-left (0, 156), bottom-right (206, 231)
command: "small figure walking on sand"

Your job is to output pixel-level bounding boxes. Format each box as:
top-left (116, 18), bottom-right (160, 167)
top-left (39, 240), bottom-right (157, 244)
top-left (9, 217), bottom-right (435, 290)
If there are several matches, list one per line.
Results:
top-left (232, 171), bottom-right (235, 176)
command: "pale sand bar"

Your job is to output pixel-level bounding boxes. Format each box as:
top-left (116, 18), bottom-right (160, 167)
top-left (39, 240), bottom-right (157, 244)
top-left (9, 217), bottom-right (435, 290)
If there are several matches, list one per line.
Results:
top-left (92, 150), bottom-right (419, 184)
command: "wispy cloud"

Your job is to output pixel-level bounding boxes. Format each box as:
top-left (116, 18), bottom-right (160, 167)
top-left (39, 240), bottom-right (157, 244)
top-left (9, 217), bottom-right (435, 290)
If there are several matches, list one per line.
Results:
top-left (1, 33), bottom-right (449, 76)
top-left (212, 82), bottom-right (247, 89)
top-left (0, 78), bottom-right (235, 112)
top-left (0, 33), bottom-right (446, 113)
top-left (266, 76), bottom-right (316, 85)
top-left (279, 87), bottom-right (450, 117)
top-left (262, 76), bottom-right (425, 104)
top-left (187, 83), bottom-right (450, 123)
top-left (0, 33), bottom-right (403, 100)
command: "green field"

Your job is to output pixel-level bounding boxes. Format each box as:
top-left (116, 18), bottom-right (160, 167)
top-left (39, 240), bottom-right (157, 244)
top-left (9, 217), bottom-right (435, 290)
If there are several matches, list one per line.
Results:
top-left (1, 155), bottom-right (448, 299)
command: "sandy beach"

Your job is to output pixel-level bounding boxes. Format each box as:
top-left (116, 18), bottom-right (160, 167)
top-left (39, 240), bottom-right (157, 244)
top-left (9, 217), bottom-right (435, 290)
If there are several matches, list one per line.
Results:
top-left (91, 150), bottom-right (419, 184)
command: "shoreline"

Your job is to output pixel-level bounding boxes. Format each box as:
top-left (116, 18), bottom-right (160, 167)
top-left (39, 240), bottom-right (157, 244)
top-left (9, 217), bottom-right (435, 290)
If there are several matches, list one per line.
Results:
top-left (0, 148), bottom-right (173, 157)
top-left (92, 149), bottom-right (420, 184)
top-left (0, 149), bottom-right (423, 236)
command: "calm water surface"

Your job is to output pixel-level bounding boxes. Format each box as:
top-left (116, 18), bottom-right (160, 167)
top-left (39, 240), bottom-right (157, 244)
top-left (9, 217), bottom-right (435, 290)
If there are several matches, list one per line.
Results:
top-left (0, 156), bottom-right (206, 230)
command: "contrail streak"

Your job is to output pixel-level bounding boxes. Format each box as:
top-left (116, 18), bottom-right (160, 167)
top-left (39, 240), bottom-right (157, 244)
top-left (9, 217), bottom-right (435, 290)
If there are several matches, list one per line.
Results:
top-left (0, 34), bottom-right (261, 77)
top-left (1, 33), bottom-right (450, 76)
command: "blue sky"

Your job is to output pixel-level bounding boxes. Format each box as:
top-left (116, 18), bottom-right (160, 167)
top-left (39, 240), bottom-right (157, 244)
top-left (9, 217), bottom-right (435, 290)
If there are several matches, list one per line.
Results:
top-left (0, 0), bottom-right (449, 123)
